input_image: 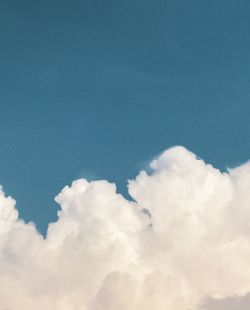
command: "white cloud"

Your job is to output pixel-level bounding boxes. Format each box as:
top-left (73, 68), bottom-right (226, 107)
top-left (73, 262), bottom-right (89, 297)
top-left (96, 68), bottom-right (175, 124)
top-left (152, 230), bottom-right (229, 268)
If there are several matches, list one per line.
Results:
top-left (1, 146), bottom-right (250, 309)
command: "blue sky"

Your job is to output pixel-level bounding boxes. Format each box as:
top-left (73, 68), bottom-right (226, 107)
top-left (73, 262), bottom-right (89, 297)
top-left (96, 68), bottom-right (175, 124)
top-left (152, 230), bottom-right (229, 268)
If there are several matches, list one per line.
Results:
top-left (1, 0), bottom-right (250, 233)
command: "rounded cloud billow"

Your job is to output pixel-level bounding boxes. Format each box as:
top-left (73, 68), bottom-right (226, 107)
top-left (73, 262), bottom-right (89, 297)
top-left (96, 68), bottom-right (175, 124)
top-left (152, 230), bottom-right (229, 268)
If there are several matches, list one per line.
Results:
top-left (1, 146), bottom-right (250, 310)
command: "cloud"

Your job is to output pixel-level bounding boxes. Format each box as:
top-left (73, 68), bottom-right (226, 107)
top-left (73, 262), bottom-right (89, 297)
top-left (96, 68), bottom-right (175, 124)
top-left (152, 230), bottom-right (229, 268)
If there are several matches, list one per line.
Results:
top-left (199, 293), bottom-right (250, 310)
top-left (1, 146), bottom-right (250, 309)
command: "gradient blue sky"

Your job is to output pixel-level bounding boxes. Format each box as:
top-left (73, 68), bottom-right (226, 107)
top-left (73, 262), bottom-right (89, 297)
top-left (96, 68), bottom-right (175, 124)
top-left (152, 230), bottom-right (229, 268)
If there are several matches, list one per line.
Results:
top-left (1, 0), bottom-right (250, 233)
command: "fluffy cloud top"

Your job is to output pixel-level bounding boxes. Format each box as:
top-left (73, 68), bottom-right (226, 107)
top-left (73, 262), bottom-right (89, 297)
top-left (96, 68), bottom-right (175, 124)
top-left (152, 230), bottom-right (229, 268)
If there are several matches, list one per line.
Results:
top-left (1, 146), bottom-right (250, 309)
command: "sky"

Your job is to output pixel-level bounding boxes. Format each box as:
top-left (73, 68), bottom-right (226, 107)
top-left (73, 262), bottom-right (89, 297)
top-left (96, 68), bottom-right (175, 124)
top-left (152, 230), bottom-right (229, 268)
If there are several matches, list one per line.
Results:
top-left (2, 1), bottom-right (250, 309)
top-left (1, 0), bottom-right (250, 235)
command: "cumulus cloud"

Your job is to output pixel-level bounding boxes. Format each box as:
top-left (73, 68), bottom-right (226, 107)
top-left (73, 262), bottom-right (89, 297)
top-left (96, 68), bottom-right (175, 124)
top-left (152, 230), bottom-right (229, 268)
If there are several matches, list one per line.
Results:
top-left (1, 146), bottom-right (250, 309)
